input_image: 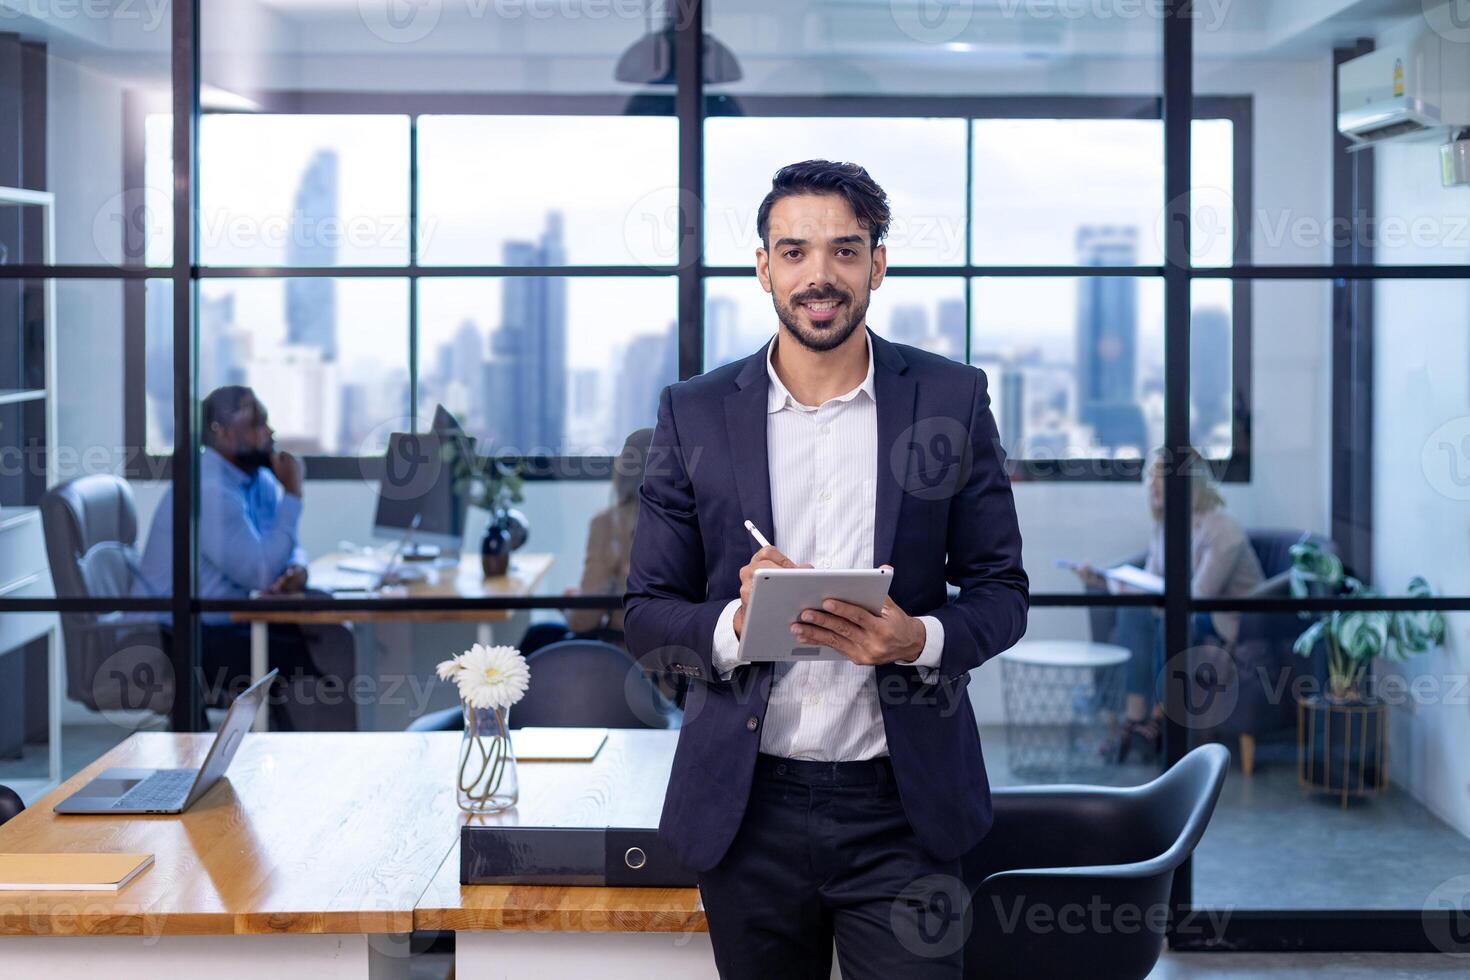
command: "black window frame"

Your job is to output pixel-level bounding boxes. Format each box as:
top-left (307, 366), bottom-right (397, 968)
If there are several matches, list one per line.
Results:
top-left (119, 91), bottom-right (1254, 485)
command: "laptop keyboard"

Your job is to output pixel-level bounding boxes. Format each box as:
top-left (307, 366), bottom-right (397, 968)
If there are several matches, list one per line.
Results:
top-left (111, 769), bottom-right (197, 810)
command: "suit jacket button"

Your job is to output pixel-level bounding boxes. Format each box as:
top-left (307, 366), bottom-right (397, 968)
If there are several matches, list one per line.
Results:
top-left (746, 716), bottom-right (758, 732)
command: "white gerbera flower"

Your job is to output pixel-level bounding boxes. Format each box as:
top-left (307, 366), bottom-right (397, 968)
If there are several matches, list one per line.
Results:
top-left (435, 657), bottom-right (462, 681)
top-left (452, 643), bottom-right (530, 711)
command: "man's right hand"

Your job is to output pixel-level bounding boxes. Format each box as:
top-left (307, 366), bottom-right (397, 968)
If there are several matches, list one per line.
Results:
top-left (733, 545), bottom-right (803, 639)
top-left (271, 450), bottom-right (305, 497)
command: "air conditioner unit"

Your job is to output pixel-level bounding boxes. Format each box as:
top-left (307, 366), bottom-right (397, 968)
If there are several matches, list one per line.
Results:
top-left (1337, 31), bottom-right (1470, 149)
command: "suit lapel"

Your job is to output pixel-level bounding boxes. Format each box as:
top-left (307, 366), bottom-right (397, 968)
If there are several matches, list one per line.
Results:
top-left (724, 351), bottom-right (775, 549)
top-left (872, 334), bottom-right (916, 570)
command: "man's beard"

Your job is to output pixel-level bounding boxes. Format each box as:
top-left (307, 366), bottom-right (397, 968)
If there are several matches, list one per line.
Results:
top-left (774, 285), bottom-right (869, 353)
top-left (235, 447), bottom-right (273, 473)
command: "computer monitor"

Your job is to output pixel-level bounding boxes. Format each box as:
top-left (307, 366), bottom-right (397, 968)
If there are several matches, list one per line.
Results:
top-left (373, 430), bottom-right (466, 558)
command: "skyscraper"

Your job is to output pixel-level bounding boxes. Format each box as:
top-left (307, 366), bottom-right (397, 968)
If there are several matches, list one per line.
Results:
top-left (887, 304), bottom-right (928, 348)
top-left (1075, 225), bottom-right (1145, 453)
top-left (1191, 305), bottom-right (1232, 452)
top-left (484, 213), bottom-right (567, 453)
top-left (936, 298), bottom-right (966, 361)
top-left (284, 150), bottom-right (339, 361)
top-left (614, 322), bottom-right (679, 448)
top-left (705, 295), bottom-right (741, 368)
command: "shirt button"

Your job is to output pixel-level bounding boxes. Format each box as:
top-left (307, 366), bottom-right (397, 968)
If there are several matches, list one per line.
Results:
top-left (819, 489), bottom-right (832, 502)
top-left (802, 694), bottom-right (821, 708)
top-left (820, 424), bottom-right (832, 435)
top-left (746, 716), bottom-right (759, 732)
top-left (818, 557), bottom-right (831, 569)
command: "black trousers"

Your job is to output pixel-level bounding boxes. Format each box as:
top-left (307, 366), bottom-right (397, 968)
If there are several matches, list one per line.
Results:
top-left (697, 754), bottom-right (968, 980)
top-left (197, 622), bottom-right (358, 731)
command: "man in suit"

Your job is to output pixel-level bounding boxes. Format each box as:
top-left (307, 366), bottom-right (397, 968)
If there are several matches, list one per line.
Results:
top-left (624, 160), bottom-right (1029, 978)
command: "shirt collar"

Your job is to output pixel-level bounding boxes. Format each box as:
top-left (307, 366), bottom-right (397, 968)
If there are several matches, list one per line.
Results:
top-left (765, 332), bottom-right (876, 414)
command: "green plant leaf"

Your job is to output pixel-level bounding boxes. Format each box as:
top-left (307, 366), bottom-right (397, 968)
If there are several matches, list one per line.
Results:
top-left (1293, 618), bottom-right (1326, 659)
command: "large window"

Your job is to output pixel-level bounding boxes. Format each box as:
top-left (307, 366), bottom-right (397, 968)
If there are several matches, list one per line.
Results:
top-left (132, 103), bottom-right (1251, 478)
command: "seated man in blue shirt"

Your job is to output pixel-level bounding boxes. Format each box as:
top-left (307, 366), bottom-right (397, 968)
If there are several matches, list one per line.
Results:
top-left (135, 385), bottom-right (356, 730)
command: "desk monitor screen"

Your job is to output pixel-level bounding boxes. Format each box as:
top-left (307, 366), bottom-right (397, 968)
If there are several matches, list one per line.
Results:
top-left (374, 431), bottom-right (466, 554)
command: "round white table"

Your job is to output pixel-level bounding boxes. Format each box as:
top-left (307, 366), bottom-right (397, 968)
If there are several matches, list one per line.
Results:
top-left (999, 640), bottom-right (1132, 776)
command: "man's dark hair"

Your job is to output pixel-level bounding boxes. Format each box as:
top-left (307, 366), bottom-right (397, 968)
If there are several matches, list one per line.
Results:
top-left (201, 385), bottom-right (254, 448)
top-left (755, 160), bottom-right (891, 251)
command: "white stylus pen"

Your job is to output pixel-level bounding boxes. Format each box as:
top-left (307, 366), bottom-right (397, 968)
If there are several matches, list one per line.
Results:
top-left (743, 519), bottom-right (773, 550)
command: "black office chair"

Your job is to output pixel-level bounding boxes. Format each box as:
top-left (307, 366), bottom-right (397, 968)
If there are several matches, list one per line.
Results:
top-left (963, 742), bottom-right (1230, 980)
top-left (40, 475), bottom-right (173, 716)
top-left (407, 639), bottom-right (680, 731)
top-left (0, 784), bottom-right (24, 827)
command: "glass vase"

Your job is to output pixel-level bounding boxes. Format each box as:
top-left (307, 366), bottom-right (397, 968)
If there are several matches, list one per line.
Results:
top-left (457, 703), bottom-right (519, 813)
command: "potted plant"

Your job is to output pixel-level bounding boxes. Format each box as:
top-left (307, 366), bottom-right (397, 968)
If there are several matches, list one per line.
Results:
top-left (450, 443), bottom-right (526, 577)
top-left (1288, 541), bottom-right (1446, 802)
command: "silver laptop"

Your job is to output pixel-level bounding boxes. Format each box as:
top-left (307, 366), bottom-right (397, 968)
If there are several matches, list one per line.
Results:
top-left (55, 669), bottom-right (279, 815)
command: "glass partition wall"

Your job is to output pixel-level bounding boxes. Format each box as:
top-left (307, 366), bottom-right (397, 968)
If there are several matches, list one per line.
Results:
top-left (4, 0), bottom-right (1468, 955)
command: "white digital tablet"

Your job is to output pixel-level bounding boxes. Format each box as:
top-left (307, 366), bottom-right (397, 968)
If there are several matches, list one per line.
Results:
top-left (736, 567), bottom-right (893, 662)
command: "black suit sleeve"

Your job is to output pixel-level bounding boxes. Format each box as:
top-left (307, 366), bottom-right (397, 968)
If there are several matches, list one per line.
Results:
top-left (928, 368), bottom-right (1030, 677)
top-left (622, 385), bottom-right (731, 682)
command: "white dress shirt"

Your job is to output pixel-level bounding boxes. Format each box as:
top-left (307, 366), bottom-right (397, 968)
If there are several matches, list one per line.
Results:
top-left (711, 334), bottom-right (945, 761)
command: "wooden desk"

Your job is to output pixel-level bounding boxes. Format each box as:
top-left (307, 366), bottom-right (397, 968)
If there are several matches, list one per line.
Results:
top-left (0, 729), bottom-right (712, 979)
top-left (414, 728), bottom-right (713, 977)
top-left (0, 731), bottom-right (463, 978)
top-left (230, 552), bottom-right (553, 729)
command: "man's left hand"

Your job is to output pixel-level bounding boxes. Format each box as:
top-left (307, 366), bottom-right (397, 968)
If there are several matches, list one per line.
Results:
top-left (791, 595), bottom-right (926, 667)
top-left (267, 564), bottom-right (308, 594)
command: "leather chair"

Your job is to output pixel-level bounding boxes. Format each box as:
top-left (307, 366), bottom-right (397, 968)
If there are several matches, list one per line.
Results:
top-left (0, 784), bottom-right (23, 826)
top-left (1086, 528), bottom-right (1339, 775)
top-left (407, 639), bottom-right (680, 731)
top-left (963, 743), bottom-right (1230, 979)
top-left (39, 475), bottom-right (173, 717)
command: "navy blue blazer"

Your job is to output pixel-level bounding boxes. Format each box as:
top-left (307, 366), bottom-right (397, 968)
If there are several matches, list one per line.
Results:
top-left (624, 330), bottom-right (1029, 872)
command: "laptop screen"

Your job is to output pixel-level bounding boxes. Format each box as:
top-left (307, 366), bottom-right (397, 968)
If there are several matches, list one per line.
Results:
top-left (183, 669), bottom-right (278, 807)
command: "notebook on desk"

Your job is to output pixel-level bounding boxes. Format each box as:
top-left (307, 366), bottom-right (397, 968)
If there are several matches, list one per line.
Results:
top-left (509, 727), bottom-right (608, 762)
top-left (0, 852), bottom-right (154, 891)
